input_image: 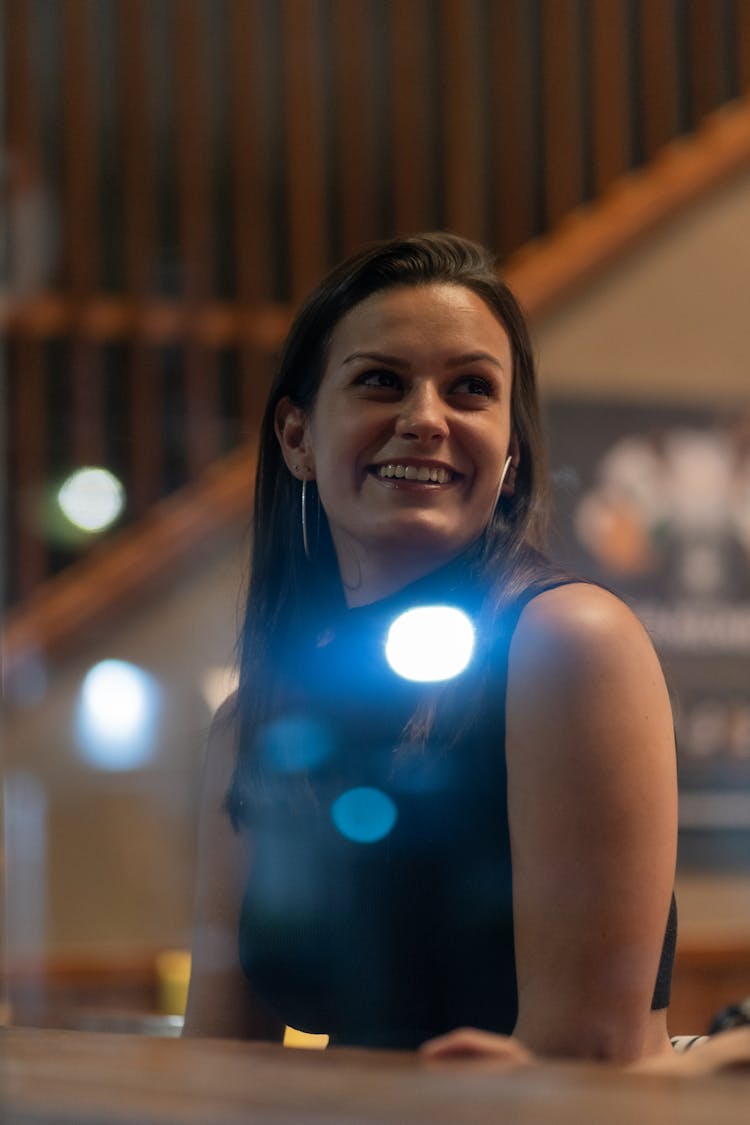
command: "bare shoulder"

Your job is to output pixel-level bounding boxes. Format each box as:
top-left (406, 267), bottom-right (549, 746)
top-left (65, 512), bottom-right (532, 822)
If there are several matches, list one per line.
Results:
top-left (506, 580), bottom-right (676, 776)
top-left (508, 582), bottom-right (665, 701)
top-left (513, 581), bottom-right (653, 656)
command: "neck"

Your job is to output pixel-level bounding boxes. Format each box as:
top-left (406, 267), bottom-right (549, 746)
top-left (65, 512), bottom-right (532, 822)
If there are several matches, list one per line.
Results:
top-left (336, 542), bottom-right (469, 608)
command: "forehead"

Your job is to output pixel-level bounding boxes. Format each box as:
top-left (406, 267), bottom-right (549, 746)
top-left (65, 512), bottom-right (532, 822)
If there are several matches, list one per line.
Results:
top-left (325, 283), bottom-right (512, 365)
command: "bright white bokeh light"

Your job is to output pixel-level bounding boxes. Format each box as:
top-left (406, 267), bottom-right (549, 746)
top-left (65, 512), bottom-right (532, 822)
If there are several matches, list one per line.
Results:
top-left (76, 660), bottom-right (160, 769)
top-left (385, 605), bottom-right (475, 682)
top-left (58, 467), bottom-right (125, 532)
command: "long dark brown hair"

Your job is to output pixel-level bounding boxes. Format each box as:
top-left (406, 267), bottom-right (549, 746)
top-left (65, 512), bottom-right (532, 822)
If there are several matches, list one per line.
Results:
top-left (226, 232), bottom-right (566, 827)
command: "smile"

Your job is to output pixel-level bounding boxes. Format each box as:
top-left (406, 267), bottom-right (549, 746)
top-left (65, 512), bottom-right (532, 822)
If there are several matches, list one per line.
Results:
top-left (375, 463), bottom-right (455, 484)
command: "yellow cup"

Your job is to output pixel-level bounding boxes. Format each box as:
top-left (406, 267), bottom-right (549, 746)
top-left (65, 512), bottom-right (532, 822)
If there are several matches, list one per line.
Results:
top-left (155, 949), bottom-right (191, 1016)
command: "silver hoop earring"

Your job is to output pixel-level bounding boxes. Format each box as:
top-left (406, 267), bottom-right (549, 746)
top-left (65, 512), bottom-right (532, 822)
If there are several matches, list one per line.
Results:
top-left (301, 478), bottom-right (321, 561)
top-left (494, 454), bottom-right (513, 509)
top-left (301, 478), bottom-right (311, 561)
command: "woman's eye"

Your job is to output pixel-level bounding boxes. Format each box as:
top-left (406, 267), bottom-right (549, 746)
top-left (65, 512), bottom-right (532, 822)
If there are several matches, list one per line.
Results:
top-left (452, 376), bottom-right (493, 397)
top-left (357, 369), bottom-right (401, 391)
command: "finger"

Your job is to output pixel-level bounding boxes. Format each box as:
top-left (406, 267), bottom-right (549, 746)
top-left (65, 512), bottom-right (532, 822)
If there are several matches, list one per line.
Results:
top-left (420, 1027), bottom-right (534, 1064)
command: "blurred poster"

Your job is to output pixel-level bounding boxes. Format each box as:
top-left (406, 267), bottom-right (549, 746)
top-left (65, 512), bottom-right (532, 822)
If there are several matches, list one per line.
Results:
top-left (546, 399), bottom-right (750, 871)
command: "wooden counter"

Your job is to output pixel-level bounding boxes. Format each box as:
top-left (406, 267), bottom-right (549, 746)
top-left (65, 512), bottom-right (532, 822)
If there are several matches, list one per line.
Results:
top-left (2, 1027), bottom-right (749, 1125)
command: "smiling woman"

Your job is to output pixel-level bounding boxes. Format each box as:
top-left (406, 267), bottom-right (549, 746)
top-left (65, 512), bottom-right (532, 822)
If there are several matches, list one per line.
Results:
top-left (183, 233), bottom-right (678, 1064)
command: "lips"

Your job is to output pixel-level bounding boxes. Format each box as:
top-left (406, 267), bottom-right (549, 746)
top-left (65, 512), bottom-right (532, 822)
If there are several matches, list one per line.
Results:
top-left (373, 463), bottom-right (456, 484)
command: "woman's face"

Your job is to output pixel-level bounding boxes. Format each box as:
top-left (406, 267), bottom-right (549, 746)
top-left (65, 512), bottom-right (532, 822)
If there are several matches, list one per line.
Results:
top-left (284, 283), bottom-right (515, 598)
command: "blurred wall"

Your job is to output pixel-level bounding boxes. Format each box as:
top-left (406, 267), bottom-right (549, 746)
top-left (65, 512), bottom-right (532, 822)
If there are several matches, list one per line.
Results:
top-left (535, 165), bottom-right (750, 403)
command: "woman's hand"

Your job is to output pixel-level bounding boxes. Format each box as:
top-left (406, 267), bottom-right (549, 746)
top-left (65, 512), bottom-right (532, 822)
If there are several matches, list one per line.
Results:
top-left (420, 1028), bottom-right (534, 1066)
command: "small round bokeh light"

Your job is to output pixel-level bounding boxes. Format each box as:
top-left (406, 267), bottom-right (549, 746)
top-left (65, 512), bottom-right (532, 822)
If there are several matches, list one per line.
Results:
top-left (58, 466), bottom-right (125, 533)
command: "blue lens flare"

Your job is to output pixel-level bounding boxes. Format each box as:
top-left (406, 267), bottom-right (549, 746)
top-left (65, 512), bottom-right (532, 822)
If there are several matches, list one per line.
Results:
top-left (385, 605), bottom-right (475, 682)
top-left (331, 787), bottom-right (398, 844)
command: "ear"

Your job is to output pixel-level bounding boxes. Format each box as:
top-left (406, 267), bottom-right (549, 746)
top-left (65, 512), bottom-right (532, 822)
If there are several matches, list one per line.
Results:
top-left (501, 432), bottom-right (521, 496)
top-left (275, 397), bottom-right (315, 479)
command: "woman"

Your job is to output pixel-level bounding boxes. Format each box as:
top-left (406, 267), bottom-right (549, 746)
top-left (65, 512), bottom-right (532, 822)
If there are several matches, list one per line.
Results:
top-left (183, 233), bottom-right (678, 1062)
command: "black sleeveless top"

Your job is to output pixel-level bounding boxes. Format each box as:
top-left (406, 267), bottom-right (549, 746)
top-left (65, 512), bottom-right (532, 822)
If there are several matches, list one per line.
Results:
top-left (238, 565), bottom-right (676, 1048)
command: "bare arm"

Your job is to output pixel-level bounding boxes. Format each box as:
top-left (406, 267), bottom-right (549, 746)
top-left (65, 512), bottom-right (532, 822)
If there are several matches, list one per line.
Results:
top-left (182, 696), bottom-right (284, 1040)
top-left (506, 583), bottom-right (677, 1063)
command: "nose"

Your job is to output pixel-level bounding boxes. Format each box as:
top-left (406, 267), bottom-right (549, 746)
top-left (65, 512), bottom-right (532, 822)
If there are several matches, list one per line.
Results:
top-left (395, 383), bottom-right (448, 442)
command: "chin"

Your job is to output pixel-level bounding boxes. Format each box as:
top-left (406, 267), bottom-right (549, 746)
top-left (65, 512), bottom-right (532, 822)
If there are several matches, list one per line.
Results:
top-left (371, 517), bottom-right (474, 558)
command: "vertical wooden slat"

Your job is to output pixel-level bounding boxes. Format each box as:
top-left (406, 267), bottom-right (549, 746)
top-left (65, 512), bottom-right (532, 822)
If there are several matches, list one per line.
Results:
top-left (5, 0), bottom-right (42, 200)
top-left (7, 0), bottom-right (50, 600)
top-left (14, 344), bottom-right (48, 598)
top-left (591, 0), bottom-right (632, 193)
top-left (117, 0), bottom-right (162, 514)
top-left (332, 0), bottom-right (379, 256)
top-left (639, 0), bottom-right (680, 160)
top-left (228, 0), bottom-right (274, 435)
top-left (282, 0), bottom-right (328, 299)
top-left (5, 0), bottom-right (51, 596)
top-left (173, 0), bottom-right (219, 476)
top-left (440, 0), bottom-right (485, 242)
top-left (129, 351), bottom-right (163, 514)
top-left (389, 0), bottom-right (433, 234)
top-left (62, 0), bottom-right (98, 296)
top-left (688, 0), bottom-right (724, 122)
top-left (489, 0), bottom-right (537, 257)
top-left (70, 341), bottom-right (106, 466)
top-left (739, 0), bottom-right (750, 92)
top-left (117, 0), bottom-right (156, 297)
top-left (542, 0), bottom-right (586, 226)
top-left (228, 0), bottom-right (273, 303)
top-left (62, 0), bottom-right (105, 468)
top-left (173, 0), bottom-right (214, 300)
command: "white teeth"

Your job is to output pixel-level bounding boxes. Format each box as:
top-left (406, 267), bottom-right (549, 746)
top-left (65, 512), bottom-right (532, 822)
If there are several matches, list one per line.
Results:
top-left (376, 464), bottom-right (453, 483)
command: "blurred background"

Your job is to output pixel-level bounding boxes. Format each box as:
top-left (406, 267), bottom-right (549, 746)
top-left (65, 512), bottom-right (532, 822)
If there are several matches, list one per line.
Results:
top-left (2, 0), bottom-right (750, 1036)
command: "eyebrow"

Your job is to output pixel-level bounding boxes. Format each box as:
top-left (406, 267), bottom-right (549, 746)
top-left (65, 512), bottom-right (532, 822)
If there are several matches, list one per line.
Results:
top-left (342, 350), bottom-right (504, 370)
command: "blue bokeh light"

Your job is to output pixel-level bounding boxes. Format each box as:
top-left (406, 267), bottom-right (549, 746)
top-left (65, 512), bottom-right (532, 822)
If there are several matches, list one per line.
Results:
top-left (385, 605), bottom-right (475, 682)
top-left (331, 787), bottom-right (398, 844)
top-left (76, 659), bottom-right (160, 769)
top-left (259, 715), bottom-right (333, 773)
